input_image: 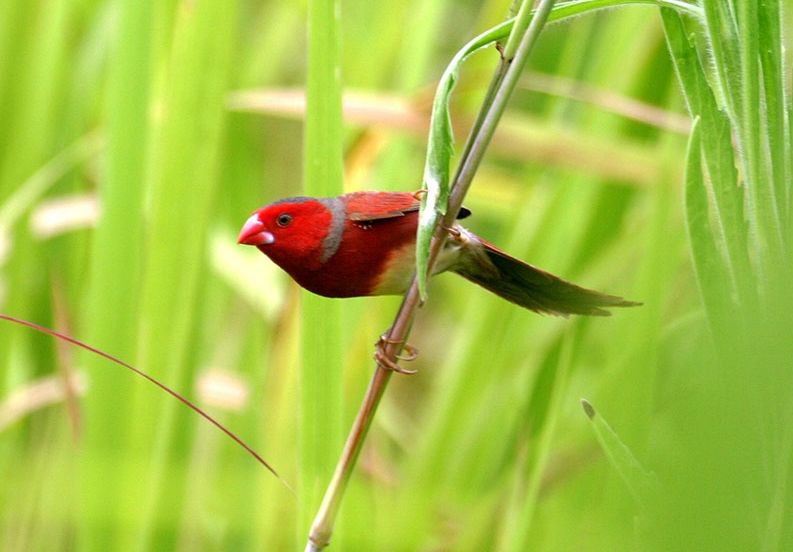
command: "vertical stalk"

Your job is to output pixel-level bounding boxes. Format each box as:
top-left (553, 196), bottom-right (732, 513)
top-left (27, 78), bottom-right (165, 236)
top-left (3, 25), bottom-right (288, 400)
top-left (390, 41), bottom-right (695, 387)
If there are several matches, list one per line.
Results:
top-left (734, 0), bottom-right (783, 279)
top-left (80, 0), bottom-right (151, 547)
top-left (301, 0), bottom-right (345, 543)
top-left (305, 0), bottom-right (556, 548)
top-left (128, 1), bottom-right (238, 548)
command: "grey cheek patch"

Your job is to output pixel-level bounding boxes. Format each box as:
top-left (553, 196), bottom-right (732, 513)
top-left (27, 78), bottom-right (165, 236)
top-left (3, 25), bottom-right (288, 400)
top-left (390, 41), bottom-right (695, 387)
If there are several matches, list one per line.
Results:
top-left (319, 196), bottom-right (346, 262)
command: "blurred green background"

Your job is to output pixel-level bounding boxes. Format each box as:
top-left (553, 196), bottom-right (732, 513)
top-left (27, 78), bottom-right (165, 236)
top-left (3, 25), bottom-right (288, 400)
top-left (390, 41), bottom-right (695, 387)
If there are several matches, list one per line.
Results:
top-left (1, 0), bottom-right (791, 550)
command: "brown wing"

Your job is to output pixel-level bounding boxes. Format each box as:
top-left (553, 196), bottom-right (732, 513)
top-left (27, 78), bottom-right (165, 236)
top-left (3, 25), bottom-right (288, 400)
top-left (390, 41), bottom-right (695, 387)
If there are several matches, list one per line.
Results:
top-left (346, 191), bottom-right (470, 222)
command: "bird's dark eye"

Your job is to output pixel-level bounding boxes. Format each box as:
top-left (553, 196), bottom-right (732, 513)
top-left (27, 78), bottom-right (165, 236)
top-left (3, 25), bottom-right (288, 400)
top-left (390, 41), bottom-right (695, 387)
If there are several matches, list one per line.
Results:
top-left (276, 213), bottom-right (293, 227)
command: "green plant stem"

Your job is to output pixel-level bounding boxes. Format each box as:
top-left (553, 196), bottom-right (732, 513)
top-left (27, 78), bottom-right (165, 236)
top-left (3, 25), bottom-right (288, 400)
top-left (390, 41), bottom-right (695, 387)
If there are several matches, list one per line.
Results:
top-left (305, 0), bottom-right (557, 548)
top-left (81, 0), bottom-right (152, 546)
top-left (301, 0), bottom-right (345, 543)
top-left (502, 0), bottom-right (535, 60)
top-left (414, 0), bottom-right (703, 295)
top-left (450, 0), bottom-right (556, 203)
top-left (735, 0), bottom-right (784, 280)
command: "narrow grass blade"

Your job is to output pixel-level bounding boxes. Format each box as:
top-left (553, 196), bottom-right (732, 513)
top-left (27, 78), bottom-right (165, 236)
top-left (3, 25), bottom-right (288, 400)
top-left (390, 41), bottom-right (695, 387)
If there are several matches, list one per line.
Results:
top-left (682, 118), bottom-right (736, 332)
top-left (0, 314), bottom-right (284, 481)
top-left (581, 399), bottom-right (659, 507)
top-left (757, 0), bottom-right (789, 230)
top-left (80, 1), bottom-right (152, 547)
top-left (700, 0), bottom-right (741, 116)
top-left (129, 1), bottom-right (238, 548)
top-left (501, 330), bottom-right (575, 551)
top-left (301, 0), bottom-right (345, 542)
top-left (734, 0), bottom-right (783, 273)
top-left (661, 9), bottom-right (751, 306)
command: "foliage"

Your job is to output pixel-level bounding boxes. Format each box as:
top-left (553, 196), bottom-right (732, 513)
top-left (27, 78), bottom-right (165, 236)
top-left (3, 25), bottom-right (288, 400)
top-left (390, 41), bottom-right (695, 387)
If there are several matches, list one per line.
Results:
top-left (0, 0), bottom-right (790, 550)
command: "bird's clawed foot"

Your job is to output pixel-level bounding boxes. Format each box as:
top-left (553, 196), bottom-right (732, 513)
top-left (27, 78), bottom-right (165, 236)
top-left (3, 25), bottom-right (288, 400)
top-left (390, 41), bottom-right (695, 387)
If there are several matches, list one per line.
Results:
top-left (374, 333), bottom-right (419, 375)
top-left (443, 224), bottom-right (469, 245)
top-left (444, 225), bottom-right (462, 240)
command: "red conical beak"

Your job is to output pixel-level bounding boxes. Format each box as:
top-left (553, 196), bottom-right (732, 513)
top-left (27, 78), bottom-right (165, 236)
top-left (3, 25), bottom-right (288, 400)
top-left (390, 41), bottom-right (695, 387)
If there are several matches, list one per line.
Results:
top-left (238, 214), bottom-right (275, 246)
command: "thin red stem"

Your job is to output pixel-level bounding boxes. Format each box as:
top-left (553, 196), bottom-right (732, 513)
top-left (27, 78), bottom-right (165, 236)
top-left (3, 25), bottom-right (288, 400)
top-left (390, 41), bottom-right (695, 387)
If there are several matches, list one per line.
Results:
top-left (0, 313), bottom-right (290, 491)
top-left (306, 0), bottom-right (557, 547)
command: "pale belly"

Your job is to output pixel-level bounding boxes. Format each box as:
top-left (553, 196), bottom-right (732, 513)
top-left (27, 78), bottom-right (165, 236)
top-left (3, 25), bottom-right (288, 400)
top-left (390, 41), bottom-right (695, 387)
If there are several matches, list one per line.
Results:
top-left (370, 233), bottom-right (465, 295)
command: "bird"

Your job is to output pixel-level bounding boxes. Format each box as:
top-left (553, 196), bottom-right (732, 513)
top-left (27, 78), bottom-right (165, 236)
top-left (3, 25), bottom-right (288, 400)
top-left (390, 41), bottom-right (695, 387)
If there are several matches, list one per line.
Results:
top-left (238, 191), bottom-right (639, 317)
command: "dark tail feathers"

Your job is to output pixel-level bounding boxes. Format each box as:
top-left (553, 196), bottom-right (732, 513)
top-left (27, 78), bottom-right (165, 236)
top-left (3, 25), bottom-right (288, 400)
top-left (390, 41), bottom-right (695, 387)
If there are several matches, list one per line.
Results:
top-left (454, 241), bottom-right (640, 316)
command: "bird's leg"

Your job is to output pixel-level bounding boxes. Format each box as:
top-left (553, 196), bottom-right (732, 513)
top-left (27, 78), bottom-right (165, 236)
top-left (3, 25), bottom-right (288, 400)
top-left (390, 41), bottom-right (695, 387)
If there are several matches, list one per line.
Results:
top-left (443, 224), bottom-right (467, 244)
top-left (444, 225), bottom-right (461, 239)
top-left (374, 333), bottom-right (419, 375)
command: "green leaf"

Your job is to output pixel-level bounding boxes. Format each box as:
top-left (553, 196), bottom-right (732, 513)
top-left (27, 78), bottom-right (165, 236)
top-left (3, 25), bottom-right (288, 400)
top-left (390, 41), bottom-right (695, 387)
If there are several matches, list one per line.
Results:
top-left (81, 0), bottom-right (153, 547)
top-left (683, 118), bottom-right (735, 337)
top-left (734, 0), bottom-right (784, 271)
top-left (757, 0), bottom-right (789, 228)
top-left (501, 328), bottom-right (576, 551)
top-left (416, 19), bottom-right (512, 299)
top-left (416, 0), bottom-right (704, 299)
top-left (129, 1), bottom-right (238, 546)
top-left (661, 8), bottom-right (751, 306)
top-left (582, 399), bottom-right (659, 507)
top-left (694, 0), bottom-right (783, 286)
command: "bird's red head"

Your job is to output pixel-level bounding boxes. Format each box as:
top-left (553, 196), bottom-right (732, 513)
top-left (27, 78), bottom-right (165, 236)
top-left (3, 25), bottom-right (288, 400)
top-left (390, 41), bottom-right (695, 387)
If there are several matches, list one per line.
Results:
top-left (238, 197), bottom-right (335, 271)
